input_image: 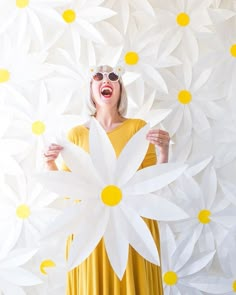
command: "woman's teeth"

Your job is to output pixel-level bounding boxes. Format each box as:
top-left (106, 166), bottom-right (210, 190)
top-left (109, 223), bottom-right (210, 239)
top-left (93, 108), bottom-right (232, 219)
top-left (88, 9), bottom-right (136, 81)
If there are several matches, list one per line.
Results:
top-left (101, 87), bottom-right (113, 96)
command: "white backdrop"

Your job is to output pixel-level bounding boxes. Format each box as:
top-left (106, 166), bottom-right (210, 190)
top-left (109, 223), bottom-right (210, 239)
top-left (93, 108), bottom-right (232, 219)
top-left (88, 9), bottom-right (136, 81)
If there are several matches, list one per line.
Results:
top-left (0, 0), bottom-right (236, 294)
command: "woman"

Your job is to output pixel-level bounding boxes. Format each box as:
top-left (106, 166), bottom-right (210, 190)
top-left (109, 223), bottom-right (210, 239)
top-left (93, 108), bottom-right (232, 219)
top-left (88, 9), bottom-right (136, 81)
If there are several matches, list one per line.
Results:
top-left (44, 65), bottom-right (170, 295)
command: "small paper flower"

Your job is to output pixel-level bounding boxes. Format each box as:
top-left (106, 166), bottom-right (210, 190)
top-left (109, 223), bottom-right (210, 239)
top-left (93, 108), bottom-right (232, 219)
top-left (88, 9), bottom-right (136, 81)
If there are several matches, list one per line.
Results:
top-left (8, 82), bottom-right (78, 171)
top-left (170, 166), bottom-right (235, 253)
top-left (157, 0), bottom-right (212, 62)
top-left (25, 241), bottom-right (67, 295)
top-left (54, 0), bottom-right (116, 59)
top-left (0, 0), bottom-right (68, 46)
top-left (157, 65), bottom-right (224, 138)
top-left (160, 224), bottom-right (215, 295)
top-left (120, 25), bottom-right (181, 93)
top-left (0, 174), bottom-right (60, 252)
top-left (0, 35), bottom-right (51, 103)
top-left (37, 118), bottom-right (188, 279)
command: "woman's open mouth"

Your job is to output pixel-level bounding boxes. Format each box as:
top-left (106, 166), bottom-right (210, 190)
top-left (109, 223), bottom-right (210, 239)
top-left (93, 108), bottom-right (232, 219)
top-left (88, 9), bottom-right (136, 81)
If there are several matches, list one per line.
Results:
top-left (101, 86), bottom-right (113, 99)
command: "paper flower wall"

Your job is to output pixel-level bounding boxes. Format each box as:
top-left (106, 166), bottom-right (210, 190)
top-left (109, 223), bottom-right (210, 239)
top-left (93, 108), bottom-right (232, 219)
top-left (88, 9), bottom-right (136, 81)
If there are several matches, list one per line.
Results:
top-left (0, 0), bottom-right (235, 293)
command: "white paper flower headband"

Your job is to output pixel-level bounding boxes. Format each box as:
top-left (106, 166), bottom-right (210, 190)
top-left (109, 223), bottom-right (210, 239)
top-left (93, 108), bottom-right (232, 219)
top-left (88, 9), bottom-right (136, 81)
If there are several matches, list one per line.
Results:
top-left (89, 65), bottom-right (125, 78)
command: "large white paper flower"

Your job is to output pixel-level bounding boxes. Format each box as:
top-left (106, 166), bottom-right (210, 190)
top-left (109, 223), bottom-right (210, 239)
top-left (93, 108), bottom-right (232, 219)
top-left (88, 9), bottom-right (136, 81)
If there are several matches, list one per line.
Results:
top-left (157, 0), bottom-right (212, 62)
top-left (119, 25), bottom-right (181, 93)
top-left (0, 248), bottom-right (41, 295)
top-left (160, 224), bottom-right (215, 295)
top-left (0, 174), bottom-right (60, 252)
top-left (37, 118), bottom-right (187, 279)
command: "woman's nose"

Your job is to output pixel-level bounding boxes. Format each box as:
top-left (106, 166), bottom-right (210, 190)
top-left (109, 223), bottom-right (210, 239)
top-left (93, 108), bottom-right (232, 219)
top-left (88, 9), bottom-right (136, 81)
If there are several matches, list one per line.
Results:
top-left (102, 75), bottom-right (110, 82)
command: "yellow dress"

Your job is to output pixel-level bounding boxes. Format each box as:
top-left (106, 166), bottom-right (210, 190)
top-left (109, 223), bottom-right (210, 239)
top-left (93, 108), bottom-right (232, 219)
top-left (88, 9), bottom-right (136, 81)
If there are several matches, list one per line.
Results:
top-left (64, 118), bottom-right (164, 295)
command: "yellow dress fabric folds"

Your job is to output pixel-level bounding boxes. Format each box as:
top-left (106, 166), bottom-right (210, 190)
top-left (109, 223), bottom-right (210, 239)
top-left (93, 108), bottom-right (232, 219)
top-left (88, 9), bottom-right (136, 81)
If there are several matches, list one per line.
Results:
top-left (64, 119), bottom-right (164, 295)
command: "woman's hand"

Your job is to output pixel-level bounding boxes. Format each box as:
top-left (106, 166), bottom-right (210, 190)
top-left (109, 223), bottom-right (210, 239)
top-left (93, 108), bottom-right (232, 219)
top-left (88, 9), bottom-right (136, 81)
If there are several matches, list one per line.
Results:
top-left (44, 143), bottom-right (63, 170)
top-left (146, 129), bottom-right (170, 163)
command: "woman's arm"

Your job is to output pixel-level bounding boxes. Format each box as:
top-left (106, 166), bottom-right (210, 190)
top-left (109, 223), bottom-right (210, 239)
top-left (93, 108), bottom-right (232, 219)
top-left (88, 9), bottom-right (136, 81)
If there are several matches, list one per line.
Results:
top-left (146, 129), bottom-right (170, 163)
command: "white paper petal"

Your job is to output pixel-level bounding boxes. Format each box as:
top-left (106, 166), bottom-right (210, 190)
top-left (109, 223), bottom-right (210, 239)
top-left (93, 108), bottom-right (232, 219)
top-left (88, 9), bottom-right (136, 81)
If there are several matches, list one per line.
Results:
top-left (89, 118), bottom-right (116, 184)
top-left (188, 276), bottom-right (232, 293)
top-left (67, 206), bottom-right (109, 270)
top-left (123, 163), bottom-right (187, 195)
top-left (178, 251), bottom-right (215, 277)
top-left (36, 171), bottom-right (100, 200)
top-left (120, 204), bottom-right (160, 266)
top-left (104, 208), bottom-right (129, 280)
top-left (124, 194), bottom-right (188, 221)
top-left (115, 124), bottom-right (149, 186)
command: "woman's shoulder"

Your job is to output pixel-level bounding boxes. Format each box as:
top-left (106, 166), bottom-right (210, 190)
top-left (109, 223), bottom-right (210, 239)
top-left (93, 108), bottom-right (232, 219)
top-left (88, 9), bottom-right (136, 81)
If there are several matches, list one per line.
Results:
top-left (126, 118), bottom-right (148, 130)
top-left (67, 125), bottom-right (88, 143)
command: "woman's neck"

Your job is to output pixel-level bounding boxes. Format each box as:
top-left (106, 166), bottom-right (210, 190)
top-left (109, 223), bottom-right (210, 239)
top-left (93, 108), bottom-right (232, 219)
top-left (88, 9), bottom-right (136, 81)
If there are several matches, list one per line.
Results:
top-left (94, 109), bottom-right (126, 131)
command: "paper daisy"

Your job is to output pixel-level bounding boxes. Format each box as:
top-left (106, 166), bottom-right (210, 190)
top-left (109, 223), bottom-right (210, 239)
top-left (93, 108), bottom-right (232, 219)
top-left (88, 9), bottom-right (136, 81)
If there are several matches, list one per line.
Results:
top-left (37, 118), bottom-right (188, 279)
top-left (120, 25), bottom-right (181, 93)
top-left (54, 0), bottom-right (116, 60)
top-left (0, 0), bottom-right (68, 47)
top-left (0, 248), bottom-right (41, 295)
top-left (157, 0), bottom-right (212, 63)
top-left (24, 241), bottom-right (67, 295)
top-left (8, 82), bottom-right (79, 171)
top-left (0, 174), bottom-right (60, 252)
top-left (171, 166), bottom-right (235, 253)
top-left (156, 65), bottom-right (224, 138)
top-left (160, 224), bottom-right (215, 295)
top-left (0, 35), bottom-right (51, 104)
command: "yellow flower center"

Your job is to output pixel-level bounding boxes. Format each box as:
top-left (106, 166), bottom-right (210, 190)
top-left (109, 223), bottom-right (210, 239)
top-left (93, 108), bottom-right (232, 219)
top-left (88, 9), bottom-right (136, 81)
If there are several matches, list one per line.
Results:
top-left (62, 9), bottom-right (76, 23)
top-left (178, 90), bottom-right (192, 104)
top-left (176, 12), bottom-right (190, 26)
top-left (198, 209), bottom-right (211, 224)
top-left (0, 69), bottom-right (10, 83)
top-left (232, 280), bottom-right (236, 292)
top-left (163, 271), bottom-right (178, 286)
top-left (230, 44), bottom-right (236, 57)
top-left (16, 204), bottom-right (31, 219)
top-left (32, 121), bottom-right (46, 135)
top-left (124, 51), bottom-right (139, 65)
top-left (16, 0), bottom-right (29, 8)
top-left (101, 185), bottom-right (122, 206)
top-left (40, 259), bottom-right (56, 275)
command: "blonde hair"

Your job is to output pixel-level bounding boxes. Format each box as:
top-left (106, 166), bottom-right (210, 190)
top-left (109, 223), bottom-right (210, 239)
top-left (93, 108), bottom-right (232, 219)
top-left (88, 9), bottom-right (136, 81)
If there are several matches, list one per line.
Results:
top-left (86, 65), bottom-right (128, 116)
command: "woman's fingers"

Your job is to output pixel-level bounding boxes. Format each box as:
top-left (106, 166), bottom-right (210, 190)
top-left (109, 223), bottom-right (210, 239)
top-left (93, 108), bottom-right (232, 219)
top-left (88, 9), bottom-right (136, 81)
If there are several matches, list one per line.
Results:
top-left (146, 129), bottom-right (170, 147)
top-left (44, 144), bottom-right (63, 162)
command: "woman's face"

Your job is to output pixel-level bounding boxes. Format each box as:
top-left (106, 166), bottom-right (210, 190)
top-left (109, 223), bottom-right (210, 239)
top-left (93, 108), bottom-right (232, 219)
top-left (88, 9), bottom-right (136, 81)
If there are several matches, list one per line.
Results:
top-left (91, 71), bottom-right (121, 110)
